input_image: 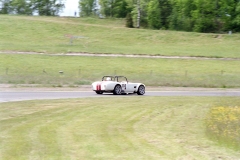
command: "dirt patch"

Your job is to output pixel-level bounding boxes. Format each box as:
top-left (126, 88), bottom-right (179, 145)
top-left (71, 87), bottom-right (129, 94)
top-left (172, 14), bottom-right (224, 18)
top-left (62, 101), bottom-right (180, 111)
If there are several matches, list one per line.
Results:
top-left (1, 51), bottom-right (240, 61)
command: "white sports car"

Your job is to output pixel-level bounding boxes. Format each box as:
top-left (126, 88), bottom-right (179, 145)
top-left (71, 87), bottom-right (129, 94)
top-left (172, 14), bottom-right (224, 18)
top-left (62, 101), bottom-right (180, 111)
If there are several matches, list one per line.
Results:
top-left (92, 76), bottom-right (145, 95)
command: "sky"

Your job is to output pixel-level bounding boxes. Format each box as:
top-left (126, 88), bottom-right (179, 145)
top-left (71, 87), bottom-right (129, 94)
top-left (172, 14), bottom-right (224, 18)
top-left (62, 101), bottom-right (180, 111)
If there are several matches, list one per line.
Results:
top-left (59, 0), bottom-right (80, 17)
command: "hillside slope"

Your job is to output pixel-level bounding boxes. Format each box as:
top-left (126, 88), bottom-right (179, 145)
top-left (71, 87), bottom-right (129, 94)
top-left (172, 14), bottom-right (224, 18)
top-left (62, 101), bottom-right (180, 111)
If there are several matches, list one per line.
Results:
top-left (0, 15), bottom-right (240, 58)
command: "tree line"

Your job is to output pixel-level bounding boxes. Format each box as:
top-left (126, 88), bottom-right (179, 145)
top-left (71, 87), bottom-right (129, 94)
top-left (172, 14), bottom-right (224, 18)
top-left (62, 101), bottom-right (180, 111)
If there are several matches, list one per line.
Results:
top-left (1, 0), bottom-right (239, 33)
top-left (0, 0), bottom-right (64, 16)
top-left (80, 0), bottom-right (240, 33)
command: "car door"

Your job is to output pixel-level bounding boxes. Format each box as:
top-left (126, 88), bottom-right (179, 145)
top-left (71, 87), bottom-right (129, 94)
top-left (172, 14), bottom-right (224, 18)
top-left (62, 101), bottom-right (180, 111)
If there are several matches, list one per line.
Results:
top-left (121, 82), bottom-right (127, 92)
top-left (126, 83), bottom-right (136, 92)
top-left (117, 76), bottom-right (128, 92)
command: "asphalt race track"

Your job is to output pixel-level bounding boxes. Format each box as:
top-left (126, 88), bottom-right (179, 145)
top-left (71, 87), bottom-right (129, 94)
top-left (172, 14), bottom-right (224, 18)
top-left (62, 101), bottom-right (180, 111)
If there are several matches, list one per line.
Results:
top-left (1, 90), bottom-right (240, 103)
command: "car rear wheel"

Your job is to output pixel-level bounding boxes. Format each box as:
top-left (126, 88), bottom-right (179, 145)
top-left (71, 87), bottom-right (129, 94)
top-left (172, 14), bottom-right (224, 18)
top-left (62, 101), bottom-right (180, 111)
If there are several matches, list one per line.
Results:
top-left (113, 85), bottom-right (122, 95)
top-left (95, 91), bottom-right (103, 94)
top-left (137, 85), bottom-right (145, 95)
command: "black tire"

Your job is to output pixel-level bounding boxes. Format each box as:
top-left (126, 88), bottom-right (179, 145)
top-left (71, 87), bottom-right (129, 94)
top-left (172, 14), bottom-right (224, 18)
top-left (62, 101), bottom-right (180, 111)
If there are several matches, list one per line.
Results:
top-left (137, 85), bottom-right (145, 95)
top-left (95, 91), bottom-right (103, 94)
top-left (113, 85), bottom-right (122, 95)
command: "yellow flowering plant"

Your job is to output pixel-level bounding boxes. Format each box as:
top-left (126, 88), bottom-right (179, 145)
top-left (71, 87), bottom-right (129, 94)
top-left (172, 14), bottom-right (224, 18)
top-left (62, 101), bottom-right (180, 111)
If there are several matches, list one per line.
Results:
top-left (206, 106), bottom-right (240, 149)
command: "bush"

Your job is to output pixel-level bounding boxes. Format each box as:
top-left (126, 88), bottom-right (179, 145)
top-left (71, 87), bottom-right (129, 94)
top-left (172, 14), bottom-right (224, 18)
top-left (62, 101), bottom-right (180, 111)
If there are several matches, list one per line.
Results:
top-left (126, 13), bottom-right (134, 28)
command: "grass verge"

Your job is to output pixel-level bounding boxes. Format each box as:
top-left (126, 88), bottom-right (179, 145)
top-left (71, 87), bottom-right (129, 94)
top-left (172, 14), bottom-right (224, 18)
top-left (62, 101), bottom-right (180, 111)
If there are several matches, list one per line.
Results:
top-left (1, 53), bottom-right (240, 88)
top-left (0, 15), bottom-right (240, 58)
top-left (0, 97), bottom-right (240, 159)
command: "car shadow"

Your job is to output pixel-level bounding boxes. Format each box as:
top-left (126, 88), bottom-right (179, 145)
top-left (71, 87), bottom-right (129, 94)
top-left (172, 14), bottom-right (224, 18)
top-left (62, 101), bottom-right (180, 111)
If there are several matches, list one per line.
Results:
top-left (96, 93), bottom-right (139, 96)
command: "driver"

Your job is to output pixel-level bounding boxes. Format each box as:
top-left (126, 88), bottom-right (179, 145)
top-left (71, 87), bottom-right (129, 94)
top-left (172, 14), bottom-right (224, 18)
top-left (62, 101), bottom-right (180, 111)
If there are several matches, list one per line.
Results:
top-left (106, 77), bottom-right (111, 81)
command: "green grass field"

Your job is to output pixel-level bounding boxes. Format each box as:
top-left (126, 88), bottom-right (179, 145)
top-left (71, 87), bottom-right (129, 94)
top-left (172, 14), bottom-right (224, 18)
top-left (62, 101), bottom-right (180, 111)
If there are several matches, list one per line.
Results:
top-left (1, 53), bottom-right (240, 87)
top-left (1, 15), bottom-right (240, 160)
top-left (0, 97), bottom-right (240, 160)
top-left (0, 15), bottom-right (240, 58)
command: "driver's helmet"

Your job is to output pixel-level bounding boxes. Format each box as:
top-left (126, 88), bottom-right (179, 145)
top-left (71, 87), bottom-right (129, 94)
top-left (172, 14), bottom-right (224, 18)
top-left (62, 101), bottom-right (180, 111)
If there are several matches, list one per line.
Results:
top-left (106, 77), bottom-right (111, 81)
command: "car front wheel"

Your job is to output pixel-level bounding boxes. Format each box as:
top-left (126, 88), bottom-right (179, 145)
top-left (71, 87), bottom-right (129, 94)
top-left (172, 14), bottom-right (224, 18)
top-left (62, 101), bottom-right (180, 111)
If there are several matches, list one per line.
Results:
top-left (137, 85), bottom-right (145, 95)
top-left (113, 85), bottom-right (122, 95)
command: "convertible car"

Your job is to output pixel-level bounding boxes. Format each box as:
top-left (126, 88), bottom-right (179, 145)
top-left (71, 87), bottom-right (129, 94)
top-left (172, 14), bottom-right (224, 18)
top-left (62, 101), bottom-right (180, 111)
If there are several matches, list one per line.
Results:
top-left (92, 76), bottom-right (145, 95)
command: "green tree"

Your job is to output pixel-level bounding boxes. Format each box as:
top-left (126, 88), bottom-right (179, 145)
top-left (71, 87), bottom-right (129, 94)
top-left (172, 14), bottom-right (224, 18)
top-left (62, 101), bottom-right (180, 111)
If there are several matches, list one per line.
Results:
top-left (0, 0), bottom-right (64, 15)
top-left (99, 0), bottom-right (129, 18)
top-left (191, 0), bottom-right (216, 32)
top-left (232, 1), bottom-right (240, 31)
top-left (113, 0), bottom-right (128, 18)
top-left (158, 0), bottom-right (172, 29)
top-left (169, 0), bottom-right (180, 30)
top-left (147, 0), bottom-right (161, 29)
top-left (182, 0), bottom-right (195, 31)
top-left (129, 0), bottom-right (148, 28)
top-left (79, 0), bottom-right (95, 16)
top-left (126, 12), bottom-right (134, 27)
top-left (99, 0), bottom-right (114, 17)
top-left (30, 0), bottom-right (64, 16)
top-left (0, 0), bottom-right (11, 14)
top-left (11, 0), bottom-right (32, 14)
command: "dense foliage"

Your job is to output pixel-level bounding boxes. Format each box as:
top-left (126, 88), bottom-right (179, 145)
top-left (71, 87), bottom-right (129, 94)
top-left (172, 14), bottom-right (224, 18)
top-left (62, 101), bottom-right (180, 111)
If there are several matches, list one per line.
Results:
top-left (0, 0), bottom-right (64, 16)
top-left (79, 0), bottom-right (240, 33)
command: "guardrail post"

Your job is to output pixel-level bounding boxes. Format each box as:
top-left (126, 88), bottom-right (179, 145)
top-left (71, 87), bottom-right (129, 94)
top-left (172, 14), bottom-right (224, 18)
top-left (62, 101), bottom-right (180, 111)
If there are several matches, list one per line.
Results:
top-left (59, 71), bottom-right (64, 76)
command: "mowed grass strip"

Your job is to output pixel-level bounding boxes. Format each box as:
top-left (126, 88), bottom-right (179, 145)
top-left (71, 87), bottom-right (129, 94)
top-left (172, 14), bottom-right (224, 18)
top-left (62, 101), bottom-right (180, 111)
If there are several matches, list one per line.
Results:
top-left (1, 53), bottom-right (240, 87)
top-left (0, 15), bottom-right (240, 58)
top-left (0, 97), bottom-right (240, 160)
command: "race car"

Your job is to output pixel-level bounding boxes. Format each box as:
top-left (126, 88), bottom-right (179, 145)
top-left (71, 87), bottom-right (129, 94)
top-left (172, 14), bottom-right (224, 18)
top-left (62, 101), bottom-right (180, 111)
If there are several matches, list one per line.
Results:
top-left (92, 76), bottom-right (145, 95)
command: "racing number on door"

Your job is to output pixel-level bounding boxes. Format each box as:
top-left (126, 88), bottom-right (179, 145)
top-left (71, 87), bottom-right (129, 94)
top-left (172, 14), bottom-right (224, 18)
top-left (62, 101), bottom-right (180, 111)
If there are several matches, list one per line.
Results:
top-left (122, 84), bottom-right (126, 90)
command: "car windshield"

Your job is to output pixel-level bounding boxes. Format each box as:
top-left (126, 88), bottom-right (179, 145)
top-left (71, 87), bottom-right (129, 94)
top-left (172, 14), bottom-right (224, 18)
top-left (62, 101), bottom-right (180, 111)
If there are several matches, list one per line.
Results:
top-left (102, 76), bottom-right (114, 81)
top-left (115, 76), bottom-right (127, 82)
top-left (102, 76), bottom-right (128, 82)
